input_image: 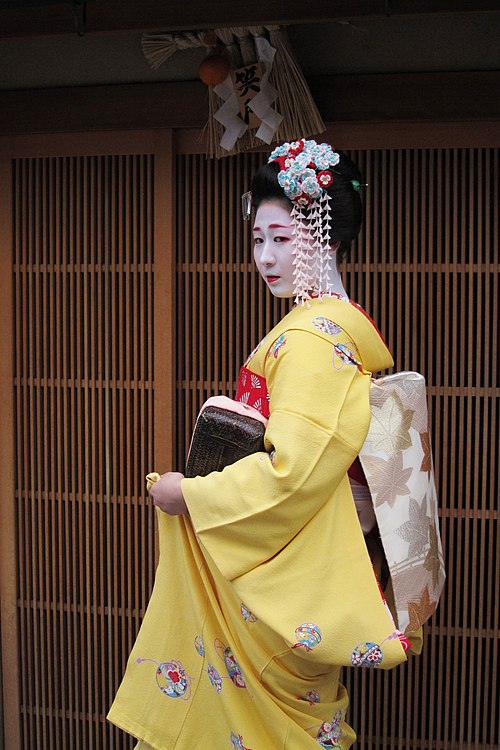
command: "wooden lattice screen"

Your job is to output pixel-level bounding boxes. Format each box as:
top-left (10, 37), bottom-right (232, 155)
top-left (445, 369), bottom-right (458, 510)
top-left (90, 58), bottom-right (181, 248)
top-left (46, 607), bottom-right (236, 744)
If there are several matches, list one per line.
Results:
top-left (1, 134), bottom-right (174, 750)
top-left (0, 136), bottom-right (498, 750)
top-left (175, 148), bottom-right (499, 750)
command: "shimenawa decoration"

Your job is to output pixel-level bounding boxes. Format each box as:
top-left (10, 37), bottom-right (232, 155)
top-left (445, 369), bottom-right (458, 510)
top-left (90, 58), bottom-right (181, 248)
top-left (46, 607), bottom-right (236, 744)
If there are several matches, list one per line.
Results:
top-left (142, 26), bottom-right (325, 158)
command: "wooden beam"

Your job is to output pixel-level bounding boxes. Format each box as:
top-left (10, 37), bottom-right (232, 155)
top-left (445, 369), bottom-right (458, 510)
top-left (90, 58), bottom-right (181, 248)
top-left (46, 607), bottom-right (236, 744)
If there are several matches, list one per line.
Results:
top-left (0, 0), bottom-right (499, 37)
top-left (0, 72), bottom-right (499, 137)
top-left (0, 81), bottom-right (207, 134)
top-left (176, 121), bottom-right (500, 153)
top-left (308, 71), bottom-right (500, 122)
top-left (0, 128), bottom-right (176, 158)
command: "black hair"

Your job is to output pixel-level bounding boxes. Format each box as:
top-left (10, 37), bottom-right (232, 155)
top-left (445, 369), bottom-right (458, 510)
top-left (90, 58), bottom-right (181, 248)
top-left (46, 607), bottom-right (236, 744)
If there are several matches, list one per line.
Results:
top-left (251, 151), bottom-right (363, 262)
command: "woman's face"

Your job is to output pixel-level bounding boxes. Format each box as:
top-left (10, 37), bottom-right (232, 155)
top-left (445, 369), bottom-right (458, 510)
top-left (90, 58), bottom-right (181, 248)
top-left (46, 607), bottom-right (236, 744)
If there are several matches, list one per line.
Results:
top-left (252, 201), bottom-right (295, 298)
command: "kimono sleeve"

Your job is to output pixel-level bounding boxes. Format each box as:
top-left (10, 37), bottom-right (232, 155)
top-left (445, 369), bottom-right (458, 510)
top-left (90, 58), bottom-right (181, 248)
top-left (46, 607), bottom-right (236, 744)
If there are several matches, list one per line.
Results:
top-left (181, 328), bottom-right (372, 580)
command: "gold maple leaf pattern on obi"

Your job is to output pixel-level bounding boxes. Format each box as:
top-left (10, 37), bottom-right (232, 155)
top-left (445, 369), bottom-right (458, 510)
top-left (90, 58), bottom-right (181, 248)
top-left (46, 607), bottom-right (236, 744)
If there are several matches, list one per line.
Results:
top-left (358, 372), bottom-right (446, 635)
top-left (407, 586), bottom-right (437, 633)
top-left (360, 452), bottom-right (412, 508)
top-left (365, 390), bottom-right (414, 458)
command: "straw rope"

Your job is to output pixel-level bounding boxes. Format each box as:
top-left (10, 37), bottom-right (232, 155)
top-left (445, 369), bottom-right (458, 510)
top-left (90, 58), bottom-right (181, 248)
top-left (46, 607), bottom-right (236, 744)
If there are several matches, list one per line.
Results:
top-left (141, 26), bottom-right (325, 157)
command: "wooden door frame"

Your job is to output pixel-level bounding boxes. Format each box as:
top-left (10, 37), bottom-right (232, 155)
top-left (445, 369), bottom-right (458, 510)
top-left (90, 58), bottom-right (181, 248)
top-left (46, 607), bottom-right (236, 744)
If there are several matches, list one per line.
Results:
top-left (0, 120), bottom-right (498, 748)
top-left (0, 156), bottom-right (19, 750)
top-left (176, 120), bottom-right (500, 153)
top-left (0, 129), bottom-right (175, 749)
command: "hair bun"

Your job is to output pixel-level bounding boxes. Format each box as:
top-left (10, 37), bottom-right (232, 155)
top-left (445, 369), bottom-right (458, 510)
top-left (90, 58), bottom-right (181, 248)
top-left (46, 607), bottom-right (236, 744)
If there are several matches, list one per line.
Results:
top-left (333, 151), bottom-right (363, 182)
top-left (251, 147), bottom-right (364, 263)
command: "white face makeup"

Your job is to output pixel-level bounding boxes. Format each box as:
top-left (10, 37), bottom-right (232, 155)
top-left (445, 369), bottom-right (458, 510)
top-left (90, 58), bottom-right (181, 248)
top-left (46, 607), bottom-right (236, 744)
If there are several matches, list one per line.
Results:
top-left (252, 201), bottom-right (296, 299)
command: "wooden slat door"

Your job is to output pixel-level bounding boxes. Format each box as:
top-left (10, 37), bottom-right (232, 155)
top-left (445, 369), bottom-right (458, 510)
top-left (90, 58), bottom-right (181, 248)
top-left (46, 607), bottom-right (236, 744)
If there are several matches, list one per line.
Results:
top-left (0, 129), bottom-right (498, 750)
top-left (0, 131), bottom-right (174, 750)
top-left (175, 145), bottom-right (499, 750)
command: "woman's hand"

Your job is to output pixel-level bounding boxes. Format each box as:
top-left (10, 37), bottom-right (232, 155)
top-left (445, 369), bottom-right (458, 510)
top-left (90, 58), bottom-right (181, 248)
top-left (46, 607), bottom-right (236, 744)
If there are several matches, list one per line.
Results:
top-left (148, 472), bottom-right (188, 515)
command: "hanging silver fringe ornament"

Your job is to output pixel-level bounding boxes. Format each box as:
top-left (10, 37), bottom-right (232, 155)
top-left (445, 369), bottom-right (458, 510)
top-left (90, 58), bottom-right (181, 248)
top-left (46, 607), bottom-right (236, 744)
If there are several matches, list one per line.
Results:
top-left (268, 139), bottom-right (340, 303)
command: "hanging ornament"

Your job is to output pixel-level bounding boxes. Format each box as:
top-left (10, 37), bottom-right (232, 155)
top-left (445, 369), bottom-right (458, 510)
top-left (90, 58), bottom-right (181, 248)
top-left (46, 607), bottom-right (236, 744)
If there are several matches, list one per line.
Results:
top-left (230, 62), bottom-right (265, 129)
top-left (199, 54), bottom-right (231, 87)
top-left (140, 26), bottom-right (325, 157)
top-left (211, 38), bottom-right (283, 153)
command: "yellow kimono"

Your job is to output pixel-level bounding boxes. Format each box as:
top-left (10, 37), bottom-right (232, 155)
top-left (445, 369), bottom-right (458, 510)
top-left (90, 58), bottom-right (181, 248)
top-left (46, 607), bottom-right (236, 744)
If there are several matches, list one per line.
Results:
top-left (108, 296), bottom-right (414, 750)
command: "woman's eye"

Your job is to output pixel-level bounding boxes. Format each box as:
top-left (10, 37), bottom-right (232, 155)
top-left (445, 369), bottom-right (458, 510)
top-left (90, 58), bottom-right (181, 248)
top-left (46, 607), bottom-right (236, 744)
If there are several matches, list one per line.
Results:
top-left (253, 237), bottom-right (263, 245)
top-left (274, 236), bottom-right (288, 243)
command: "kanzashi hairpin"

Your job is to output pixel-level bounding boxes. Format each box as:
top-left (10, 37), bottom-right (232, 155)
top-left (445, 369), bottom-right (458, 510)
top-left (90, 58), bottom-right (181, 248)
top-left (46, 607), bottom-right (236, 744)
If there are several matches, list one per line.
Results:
top-left (268, 139), bottom-right (340, 208)
top-left (241, 191), bottom-right (252, 221)
top-left (267, 138), bottom-right (341, 304)
top-left (350, 180), bottom-right (368, 192)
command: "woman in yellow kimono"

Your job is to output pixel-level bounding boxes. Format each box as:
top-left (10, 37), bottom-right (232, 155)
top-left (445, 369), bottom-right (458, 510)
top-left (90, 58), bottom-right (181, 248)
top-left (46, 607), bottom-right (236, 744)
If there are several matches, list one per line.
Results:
top-left (108, 140), bottom-right (420, 749)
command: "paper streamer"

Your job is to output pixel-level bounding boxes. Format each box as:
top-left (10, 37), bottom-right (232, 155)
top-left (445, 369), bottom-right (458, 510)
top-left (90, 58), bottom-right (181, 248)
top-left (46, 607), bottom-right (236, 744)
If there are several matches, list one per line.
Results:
top-left (213, 75), bottom-right (249, 151)
top-left (213, 36), bottom-right (283, 151)
top-left (248, 36), bottom-right (283, 144)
